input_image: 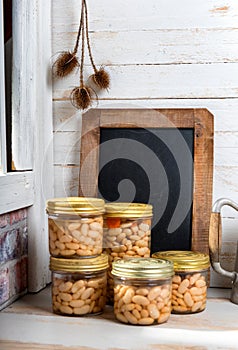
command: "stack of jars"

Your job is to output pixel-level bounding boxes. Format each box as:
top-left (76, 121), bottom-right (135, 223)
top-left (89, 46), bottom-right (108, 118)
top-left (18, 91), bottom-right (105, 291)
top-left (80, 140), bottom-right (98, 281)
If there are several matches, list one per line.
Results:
top-left (46, 197), bottom-right (108, 316)
top-left (103, 202), bottom-right (153, 303)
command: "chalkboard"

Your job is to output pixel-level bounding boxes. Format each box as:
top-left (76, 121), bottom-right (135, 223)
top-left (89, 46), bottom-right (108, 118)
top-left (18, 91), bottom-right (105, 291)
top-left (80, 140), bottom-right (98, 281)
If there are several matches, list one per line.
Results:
top-left (98, 127), bottom-right (194, 254)
top-left (79, 108), bottom-right (213, 255)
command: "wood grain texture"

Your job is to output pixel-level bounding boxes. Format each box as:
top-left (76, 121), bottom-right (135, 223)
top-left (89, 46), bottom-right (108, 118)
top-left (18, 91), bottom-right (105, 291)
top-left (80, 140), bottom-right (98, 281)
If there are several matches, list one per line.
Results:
top-left (79, 109), bottom-right (101, 197)
top-left (0, 342), bottom-right (87, 350)
top-left (53, 63), bottom-right (238, 100)
top-left (79, 108), bottom-right (213, 255)
top-left (209, 212), bottom-right (221, 262)
top-left (192, 109), bottom-right (214, 254)
top-left (52, 0), bottom-right (238, 31)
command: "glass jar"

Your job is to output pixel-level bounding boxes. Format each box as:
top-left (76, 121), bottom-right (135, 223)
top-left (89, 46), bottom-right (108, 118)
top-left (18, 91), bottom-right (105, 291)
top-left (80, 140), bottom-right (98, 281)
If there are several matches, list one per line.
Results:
top-left (46, 197), bottom-right (105, 258)
top-left (50, 254), bottom-right (108, 316)
top-left (103, 202), bottom-right (153, 303)
top-left (152, 250), bottom-right (210, 314)
top-left (111, 257), bottom-right (174, 325)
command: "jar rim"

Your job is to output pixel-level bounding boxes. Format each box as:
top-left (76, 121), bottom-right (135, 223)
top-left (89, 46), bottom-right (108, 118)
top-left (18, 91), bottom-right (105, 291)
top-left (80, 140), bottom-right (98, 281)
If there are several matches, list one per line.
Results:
top-left (152, 250), bottom-right (210, 271)
top-left (112, 257), bottom-right (174, 279)
top-left (50, 254), bottom-right (109, 272)
top-left (46, 197), bottom-right (105, 215)
top-left (105, 202), bottom-right (153, 218)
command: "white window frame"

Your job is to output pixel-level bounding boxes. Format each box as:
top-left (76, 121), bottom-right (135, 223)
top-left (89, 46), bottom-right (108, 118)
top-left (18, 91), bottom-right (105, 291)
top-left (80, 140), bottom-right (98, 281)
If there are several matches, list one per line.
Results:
top-left (0, 0), bottom-right (54, 292)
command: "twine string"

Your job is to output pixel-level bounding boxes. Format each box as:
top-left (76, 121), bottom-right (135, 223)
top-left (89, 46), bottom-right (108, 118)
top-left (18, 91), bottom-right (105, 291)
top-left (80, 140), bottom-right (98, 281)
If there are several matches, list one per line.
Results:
top-left (80, 1), bottom-right (85, 86)
top-left (73, 0), bottom-right (84, 55)
top-left (83, 0), bottom-right (97, 73)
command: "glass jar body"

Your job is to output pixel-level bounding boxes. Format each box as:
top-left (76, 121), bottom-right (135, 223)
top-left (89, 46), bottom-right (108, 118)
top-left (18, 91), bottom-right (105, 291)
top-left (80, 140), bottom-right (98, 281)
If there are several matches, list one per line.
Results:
top-left (113, 276), bottom-right (172, 325)
top-left (48, 213), bottom-right (103, 258)
top-left (51, 270), bottom-right (107, 316)
top-left (172, 269), bottom-right (209, 314)
top-left (103, 216), bottom-right (152, 303)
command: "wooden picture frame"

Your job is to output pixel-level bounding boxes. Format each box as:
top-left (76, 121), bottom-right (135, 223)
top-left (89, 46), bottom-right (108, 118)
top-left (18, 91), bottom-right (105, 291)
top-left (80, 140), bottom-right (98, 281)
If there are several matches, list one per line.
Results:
top-left (79, 108), bottom-right (213, 254)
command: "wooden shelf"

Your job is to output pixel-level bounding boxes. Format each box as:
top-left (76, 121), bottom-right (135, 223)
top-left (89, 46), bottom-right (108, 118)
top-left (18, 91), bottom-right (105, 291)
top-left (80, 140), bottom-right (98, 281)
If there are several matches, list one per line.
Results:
top-left (0, 287), bottom-right (237, 349)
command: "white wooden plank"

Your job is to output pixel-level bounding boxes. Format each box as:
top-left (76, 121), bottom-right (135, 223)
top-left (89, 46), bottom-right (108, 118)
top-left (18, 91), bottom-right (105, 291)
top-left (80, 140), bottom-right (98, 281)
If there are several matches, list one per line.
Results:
top-left (54, 165), bottom-right (79, 197)
top-left (1, 287), bottom-right (238, 348)
top-left (53, 63), bottom-right (238, 100)
top-left (27, 0), bottom-right (54, 292)
top-left (54, 131), bottom-right (81, 165)
top-left (53, 102), bottom-right (82, 131)
top-left (12, 0), bottom-right (35, 170)
top-left (52, 0), bottom-right (238, 31)
top-left (213, 165), bottom-right (238, 218)
top-left (52, 28), bottom-right (238, 65)
top-left (0, 172), bottom-right (34, 214)
top-left (53, 99), bottom-right (238, 132)
top-left (215, 148), bottom-right (238, 166)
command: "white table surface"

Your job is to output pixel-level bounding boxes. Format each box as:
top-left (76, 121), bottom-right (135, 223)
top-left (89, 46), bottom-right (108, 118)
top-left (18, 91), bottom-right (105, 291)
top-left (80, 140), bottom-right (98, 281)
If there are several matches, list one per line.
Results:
top-left (0, 287), bottom-right (237, 350)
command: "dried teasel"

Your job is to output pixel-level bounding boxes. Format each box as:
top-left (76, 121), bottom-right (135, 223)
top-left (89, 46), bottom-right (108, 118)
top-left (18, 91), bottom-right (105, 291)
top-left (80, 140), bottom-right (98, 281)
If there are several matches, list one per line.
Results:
top-left (53, 51), bottom-right (79, 78)
top-left (70, 4), bottom-right (94, 111)
top-left (52, 0), bottom-right (84, 78)
top-left (70, 85), bottom-right (93, 110)
top-left (90, 67), bottom-right (110, 90)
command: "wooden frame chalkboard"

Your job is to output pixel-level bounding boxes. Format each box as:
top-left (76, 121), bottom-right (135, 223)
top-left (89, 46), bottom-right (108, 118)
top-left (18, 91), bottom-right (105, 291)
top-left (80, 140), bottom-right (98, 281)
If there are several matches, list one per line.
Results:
top-left (79, 108), bottom-right (213, 255)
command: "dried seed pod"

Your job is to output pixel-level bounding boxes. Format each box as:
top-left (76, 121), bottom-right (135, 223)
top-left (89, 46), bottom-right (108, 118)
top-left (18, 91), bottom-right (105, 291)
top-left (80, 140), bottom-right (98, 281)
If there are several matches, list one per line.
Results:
top-left (91, 67), bottom-right (110, 90)
top-left (53, 51), bottom-right (79, 78)
top-left (70, 85), bottom-right (93, 110)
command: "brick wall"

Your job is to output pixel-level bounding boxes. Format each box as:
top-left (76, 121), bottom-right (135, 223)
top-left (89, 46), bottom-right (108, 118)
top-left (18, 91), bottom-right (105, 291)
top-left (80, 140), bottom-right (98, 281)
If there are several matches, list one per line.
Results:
top-left (0, 208), bottom-right (28, 310)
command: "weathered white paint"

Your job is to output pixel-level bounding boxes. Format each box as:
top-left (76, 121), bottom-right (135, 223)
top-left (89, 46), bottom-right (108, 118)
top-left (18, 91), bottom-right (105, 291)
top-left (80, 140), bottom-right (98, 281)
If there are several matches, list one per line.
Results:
top-left (52, 0), bottom-right (238, 31)
top-left (0, 287), bottom-right (237, 349)
top-left (26, 0), bottom-right (54, 292)
top-left (0, 172), bottom-right (34, 214)
top-left (53, 28), bottom-right (238, 65)
top-left (53, 63), bottom-right (238, 100)
top-left (52, 0), bottom-right (238, 287)
top-left (12, 0), bottom-right (35, 170)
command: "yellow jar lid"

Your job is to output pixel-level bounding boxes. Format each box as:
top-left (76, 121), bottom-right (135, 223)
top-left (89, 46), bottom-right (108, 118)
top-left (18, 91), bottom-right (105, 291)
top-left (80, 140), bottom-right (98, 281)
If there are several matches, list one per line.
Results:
top-left (112, 257), bottom-right (174, 279)
top-left (46, 197), bottom-right (105, 215)
top-left (50, 254), bottom-right (108, 273)
top-left (105, 202), bottom-right (153, 218)
top-left (152, 251), bottom-right (210, 272)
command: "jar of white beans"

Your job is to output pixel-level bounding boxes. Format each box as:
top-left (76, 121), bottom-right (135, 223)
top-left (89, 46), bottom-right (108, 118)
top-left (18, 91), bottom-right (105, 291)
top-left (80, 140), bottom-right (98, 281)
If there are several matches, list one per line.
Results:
top-left (111, 257), bottom-right (174, 325)
top-left (46, 197), bottom-right (105, 258)
top-left (50, 254), bottom-right (108, 316)
top-left (103, 203), bottom-right (153, 304)
top-left (152, 251), bottom-right (210, 314)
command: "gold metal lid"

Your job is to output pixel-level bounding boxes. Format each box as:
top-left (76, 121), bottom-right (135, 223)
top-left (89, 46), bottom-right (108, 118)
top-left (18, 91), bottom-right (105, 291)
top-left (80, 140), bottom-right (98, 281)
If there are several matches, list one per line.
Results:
top-left (112, 257), bottom-right (174, 279)
top-left (46, 197), bottom-right (105, 215)
top-left (105, 202), bottom-right (153, 218)
top-left (152, 251), bottom-right (210, 272)
top-left (50, 254), bottom-right (108, 273)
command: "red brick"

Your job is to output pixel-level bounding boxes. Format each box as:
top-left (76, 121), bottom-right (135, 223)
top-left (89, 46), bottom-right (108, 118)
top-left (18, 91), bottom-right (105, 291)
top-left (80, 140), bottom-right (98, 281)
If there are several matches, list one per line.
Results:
top-left (9, 257), bottom-right (28, 296)
top-left (10, 209), bottom-right (27, 225)
top-left (0, 213), bottom-right (9, 229)
top-left (0, 267), bottom-right (9, 305)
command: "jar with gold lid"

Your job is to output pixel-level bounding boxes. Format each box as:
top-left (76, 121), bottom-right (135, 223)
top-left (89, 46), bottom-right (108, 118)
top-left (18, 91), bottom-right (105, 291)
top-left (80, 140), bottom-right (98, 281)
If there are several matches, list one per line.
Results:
top-left (103, 202), bottom-right (153, 303)
top-left (112, 257), bottom-right (174, 325)
top-left (50, 254), bottom-right (108, 316)
top-left (152, 250), bottom-right (210, 314)
top-left (46, 197), bottom-right (105, 258)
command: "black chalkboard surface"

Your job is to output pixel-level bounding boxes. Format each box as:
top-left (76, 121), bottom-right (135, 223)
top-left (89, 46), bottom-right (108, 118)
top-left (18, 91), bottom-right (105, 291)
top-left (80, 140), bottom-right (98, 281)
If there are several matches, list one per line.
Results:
top-left (98, 128), bottom-right (194, 254)
top-left (79, 108), bottom-right (213, 255)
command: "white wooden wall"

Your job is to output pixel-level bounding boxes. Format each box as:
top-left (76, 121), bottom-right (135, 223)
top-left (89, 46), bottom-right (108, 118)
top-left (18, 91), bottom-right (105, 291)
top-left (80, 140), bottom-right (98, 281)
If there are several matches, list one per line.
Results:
top-left (52, 0), bottom-right (238, 287)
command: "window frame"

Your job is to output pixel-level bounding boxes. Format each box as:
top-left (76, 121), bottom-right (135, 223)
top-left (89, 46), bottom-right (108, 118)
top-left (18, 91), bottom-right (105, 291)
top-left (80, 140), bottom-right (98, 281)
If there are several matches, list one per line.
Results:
top-left (0, 0), bottom-right (54, 292)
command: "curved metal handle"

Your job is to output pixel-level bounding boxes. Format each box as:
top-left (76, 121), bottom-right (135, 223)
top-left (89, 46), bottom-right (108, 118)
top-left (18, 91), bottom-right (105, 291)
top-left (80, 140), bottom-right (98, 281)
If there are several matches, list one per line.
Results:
top-left (209, 198), bottom-right (238, 281)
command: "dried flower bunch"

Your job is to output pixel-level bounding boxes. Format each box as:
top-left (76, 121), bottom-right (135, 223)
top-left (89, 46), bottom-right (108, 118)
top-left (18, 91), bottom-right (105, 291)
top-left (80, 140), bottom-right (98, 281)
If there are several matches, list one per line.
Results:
top-left (53, 0), bottom-right (110, 110)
